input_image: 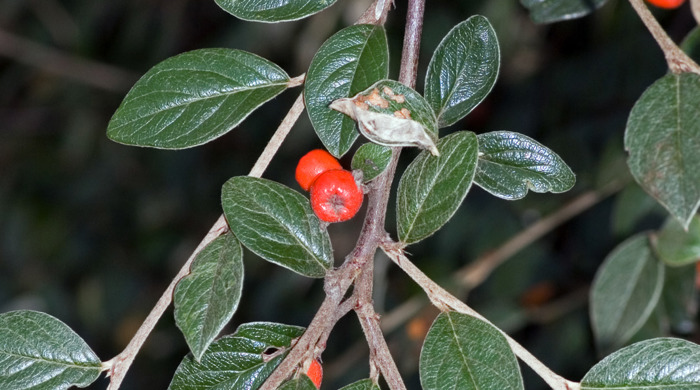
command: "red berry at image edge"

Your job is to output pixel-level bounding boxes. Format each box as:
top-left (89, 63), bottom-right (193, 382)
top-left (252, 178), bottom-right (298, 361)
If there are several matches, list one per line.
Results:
top-left (645, 0), bottom-right (685, 9)
top-left (295, 149), bottom-right (343, 191)
top-left (310, 169), bottom-right (363, 223)
top-left (306, 360), bottom-right (322, 389)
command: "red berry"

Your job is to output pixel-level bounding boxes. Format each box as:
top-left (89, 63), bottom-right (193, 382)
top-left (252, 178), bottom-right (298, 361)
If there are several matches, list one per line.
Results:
top-left (295, 149), bottom-right (343, 191)
top-left (306, 359), bottom-right (322, 389)
top-left (310, 170), bottom-right (363, 223)
top-left (645, 0), bottom-right (685, 9)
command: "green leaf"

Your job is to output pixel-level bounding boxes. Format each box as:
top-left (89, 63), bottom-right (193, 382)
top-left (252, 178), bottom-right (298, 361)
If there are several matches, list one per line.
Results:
top-left (581, 338), bottom-right (700, 390)
top-left (625, 73), bottom-right (700, 229)
top-left (0, 310), bottom-right (102, 390)
top-left (169, 322), bottom-right (305, 390)
top-left (221, 176), bottom-right (333, 278)
top-left (652, 216), bottom-right (700, 267)
top-left (590, 234), bottom-right (665, 351)
top-left (351, 143), bottom-right (392, 182)
top-left (214, 0), bottom-right (338, 22)
top-left (339, 379), bottom-right (381, 390)
top-left (420, 312), bottom-right (523, 390)
top-left (662, 264), bottom-right (697, 334)
top-left (108, 49), bottom-right (289, 149)
top-left (474, 131), bottom-right (575, 200)
top-left (520, 0), bottom-right (609, 24)
top-left (424, 15), bottom-right (500, 128)
top-left (174, 233), bottom-right (244, 362)
top-left (305, 24), bottom-right (389, 157)
top-left (680, 27), bottom-right (700, 64)
top-left (397, 131), bottom-right (479, 244)
top-left (279, 376), bottom-right (317, 390)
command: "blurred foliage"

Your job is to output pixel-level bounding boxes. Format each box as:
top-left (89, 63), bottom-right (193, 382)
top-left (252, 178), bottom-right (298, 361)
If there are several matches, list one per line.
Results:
top-left (1, 0), bottom-right (698, 389)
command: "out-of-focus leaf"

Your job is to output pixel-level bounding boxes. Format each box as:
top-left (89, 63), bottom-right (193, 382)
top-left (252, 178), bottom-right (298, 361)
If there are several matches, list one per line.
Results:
top-left (424, 15), bottom-right (499, 128)
top-left (168, 322), bottom-right (305, 390)
top-left (520, 0), bottom-right (609, 24)
top-left (612, 183), bottom-right (660, 236)
top-left (279, 376), bottom-right (317, 390)
top-left (680, 27), bottom-right (700, 63)
top-left (662, 264), bottom-right (697, 335)
top-left (420, 312), bottom-right (523, 390)
top-left (581, 338), bottom-right (700, 390)
top-left (474, 131), bottom-right (575, 200)
top-left (221, 176), bottom-right (332, 278)
top-left (590, 234), bottom-right (665, 351)
top-left (174, 233), bottom-right (244, 361)
top-left (330, 79), bottom-right (438, 155)
top-left (397, 131), bottom-right (478, 244)
top-left (107, 49), bottom-right (289, 149)
top-left (0, 311), bottom-right (101, 390)
top-left (625, 73), bottom-right (700, 229)
top-left (351, 143), bottom-right (392, 182)
top-left (339, 379), bottom-right (381, 390)
top-left (305, 25), bottom-right (389, 157)
top-left (653, 216), bottom-right (700, 267)
top-left (214, 0), bottom-right (338, 22)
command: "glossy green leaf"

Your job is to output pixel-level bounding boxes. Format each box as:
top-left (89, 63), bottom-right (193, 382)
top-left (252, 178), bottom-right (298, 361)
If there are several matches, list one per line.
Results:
top-left (169, 322), bottom-right (305, 390)
top-left (420, 312), bottom-right (523, 390)
top-left (590, 234), bottom-right (665, 351)
top-left (581, 338), bottom-right (700, 390)
top-left (653, 216), bottom-right (700, 267)
top-left (339, 379), bottom-right (381, 390)
top-left (305, 24), bottom-right (389, 157)
top-left (0, 310), bottom-right (102, 390)
top-left (625, 73), bottom-right (700, 229)
top-left (279, 376), bottom-right (317, 390)
top-left (662, 264), bottom-right (697, 334)
top-left (174, 233), bottom-right (244, 362)
top-left (474, 131), bottom-right (575, 200)
top-left (221, 176), bottom-right (332, 278)
top-left (351, 143), bottom-right (392, 182)
top-left (108, 49), bottom-right (289, 149)
top-left (214, 0), bottom-right (338, 22)
top-left (520, 0), bottom-right (609, 24)
top-left (424, 15), bottom-right (500, 128)
top-left (397, 131), bottom-right (478, 244)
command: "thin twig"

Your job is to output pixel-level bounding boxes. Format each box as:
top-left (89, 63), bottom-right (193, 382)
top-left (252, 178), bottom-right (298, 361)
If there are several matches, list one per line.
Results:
top-left (105, 92), bottom-right (306, 390)
top-left (398, 0), bottom-right (425, 88)
top-left (627, 0), bottom-right (700, 74)
top-left (457, 180), bottom-right (625, 290)
top-left (0, 28), bottom-right (138, 92)
top-left (381, 245), bottom-right (581, 390)
top-left (692, 0), bottom-right (700, 26)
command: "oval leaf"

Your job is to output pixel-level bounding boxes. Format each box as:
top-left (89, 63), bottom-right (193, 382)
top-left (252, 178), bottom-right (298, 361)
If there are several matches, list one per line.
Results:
top-left (653, 216), bottom-right (700, 267)
top-left (625, 72), bottom-right (700, 229)
top-left (169, 322), bottom-right (305, 390)
top-left (662, 264), bottom-right (697, 334)
top-left (339, 379), bottom-right (381, 390)
top-left (0, 310), bottom-right (101, 390)
top-left (474, 131), bottom-right (575, 200)
top-left (520, 0), bottom-right (609, 24)
top-left (214, 0), bottom-right (338, 22)
top-left (305, 24), bottom-right (389, 157)
top-left (581, 338), bottom-right (700, 390)
top-left (424, 15), bottom-right (500, 128)
top-left (351, 143), bottom-right (392, 182)
top-left (279, 376), bottom-right (317, 390)
top-left (221, 176), bottom-right (333, 278)
top-left (174, 233), bottom-right (244, 362)
top-left (108, 49), bottom-right (289, 149)
top-left (397, 131), bottom-right (478, 244)
top-left (590, 234), bottom-right (665, 351)
top-left (420, 312), bottom-right (523, 390)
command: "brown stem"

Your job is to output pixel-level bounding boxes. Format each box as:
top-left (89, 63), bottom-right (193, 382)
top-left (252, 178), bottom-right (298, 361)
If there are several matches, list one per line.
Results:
top-left (399, 0), bottom-right (425, 88)
top-left (627, 0), bottom-right (700, 75)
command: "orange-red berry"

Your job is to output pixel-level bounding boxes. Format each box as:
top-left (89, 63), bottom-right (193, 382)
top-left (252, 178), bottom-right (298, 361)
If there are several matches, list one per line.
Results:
top-left (645, 0), bottom-right (685, 9)
top-left (310, 169), bottom-right (363, 223)
top-left (295, 149), bottom-right (343, 191)
top-left (306, 359), bottom-right (322, 389)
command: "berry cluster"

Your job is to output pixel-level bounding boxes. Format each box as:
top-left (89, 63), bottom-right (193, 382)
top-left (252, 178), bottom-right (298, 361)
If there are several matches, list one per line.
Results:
top-left (645, 0), bottom-right (685, 8)
top-left (296, 149), bottom-right (363, 223)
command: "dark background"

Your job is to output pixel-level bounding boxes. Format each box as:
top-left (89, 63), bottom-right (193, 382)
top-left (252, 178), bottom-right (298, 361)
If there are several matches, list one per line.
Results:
top-left (1, 0), bottom-right (697, 388)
